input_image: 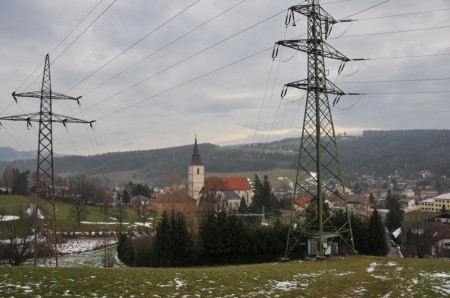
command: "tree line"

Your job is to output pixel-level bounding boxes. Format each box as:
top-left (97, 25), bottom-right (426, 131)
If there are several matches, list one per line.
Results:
top-left (117, 208), bottom-right (388, 267)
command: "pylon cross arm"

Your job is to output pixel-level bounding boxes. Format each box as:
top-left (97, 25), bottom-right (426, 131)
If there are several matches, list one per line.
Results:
top-left (282, 78), bottom-right (345, 96)
top-left (13, 91), bottom-right (81, 101)
top-left (289, 4), bottom-right (337, 25)
top-left (0, 112), bottom-right (40, 122)
top-left (275, 40), bottom-right (349, 62)
top-left (51, 113), bottom-right (95, 125)
top-left (0, 112), bottom-right (95, 127)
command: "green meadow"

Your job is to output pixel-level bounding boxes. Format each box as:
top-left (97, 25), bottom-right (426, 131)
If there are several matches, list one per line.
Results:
top-left (0, 256), bottom-right (449, 297)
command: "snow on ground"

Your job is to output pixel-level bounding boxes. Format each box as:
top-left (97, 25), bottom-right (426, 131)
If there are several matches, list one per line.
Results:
top-left (366, 262), bottom-right (378, 273)
top-left (133, 222), bottom-right (152, 227)
top-left (80, 221), bottom-right (128, 225)
top-left (26, 204), bottom-right (44, 219)
top-left (0, 215), bottom-right (19, 221)
top-left (421, 272), bottom-right (450, 295)
top-left (57, 238), bottom-right (118, 254)
top-left (270, 280), bottom-right (298, 292)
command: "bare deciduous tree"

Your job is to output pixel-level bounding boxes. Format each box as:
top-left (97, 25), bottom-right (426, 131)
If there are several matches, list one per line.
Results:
top-left (68, 199), bottom-right (89, 224)
top-left (0, 216), bottom-right (34, 266)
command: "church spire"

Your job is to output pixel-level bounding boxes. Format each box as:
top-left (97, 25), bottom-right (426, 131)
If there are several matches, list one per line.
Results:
top-left (190, 135), bottom-right (203, 165)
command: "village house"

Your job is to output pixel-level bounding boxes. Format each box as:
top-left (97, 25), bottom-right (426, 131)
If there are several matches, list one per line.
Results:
top-left (130, 194), bottom-right (154, 214)
top-left (419, 193), bottom-right (450, 212)
top-left (418, 188), bottom-right (438, 200)
top-left (434, 212), bottom-right (450, 224)
top-left (293, 196), bottom-right (312, 213)
top-left (204, 176), bottom-right (253, 210)
top-left (152, 191), bottom-right (197, 214)
top-left (399, 198), bottom-right (416, 209)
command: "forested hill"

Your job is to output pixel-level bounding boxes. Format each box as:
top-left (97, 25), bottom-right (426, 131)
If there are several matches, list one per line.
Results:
top-left (338, 130), bottom-right (450, 178)
top-left (1, 130), bottom-right (450, 184)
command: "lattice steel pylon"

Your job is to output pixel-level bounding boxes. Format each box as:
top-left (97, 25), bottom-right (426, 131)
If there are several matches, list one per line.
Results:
top-left (0, 54), bottom-right (95, 266)
top-left (273, 0), bottom-right (362, 258)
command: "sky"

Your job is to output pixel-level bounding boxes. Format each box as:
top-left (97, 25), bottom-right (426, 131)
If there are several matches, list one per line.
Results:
top-left (0, 0), bottom-right (449, 156)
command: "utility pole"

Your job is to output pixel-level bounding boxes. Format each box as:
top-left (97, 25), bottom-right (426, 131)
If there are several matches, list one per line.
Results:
top-left (0, 54), bottom-right (95, 266)
top-left (273, 0), bottom-right (363, 258)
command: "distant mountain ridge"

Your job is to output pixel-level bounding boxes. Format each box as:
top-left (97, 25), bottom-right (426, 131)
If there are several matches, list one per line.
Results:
top-left (0, 147), bottom-right (35, 162)
top-left (1, 130), bottom-right (450, 184)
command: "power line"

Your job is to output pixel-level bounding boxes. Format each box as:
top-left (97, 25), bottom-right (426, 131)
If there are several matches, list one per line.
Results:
top-left (370, 53), bottom-right (450, 60)
top-left (81, 0), bottom-right (249, 97)
top-left (96, 47), bottom-right (272, 121)
top-left (342, 0), bottom-right (391, 19)
top-left (332, 24), bottom-right (450, 39)
top-left (20, 0), bottom-right (118, 92)
top-left (53, 0), bottom-right (118, 64)
top-left (259, 29), bottom-right (289, 154)
top-left (338, 77), bottom-right (450, 84)
top-left (15, 1), bottom-right (104, 92)
top-left (365, 90), bottom-right (450, 95)
top-left (76, 9), bottom-right (286, 115)
top-left (323, 0), bottom-right (353, 4)
top-left (0, 125), bottom-right (35, 160)
top-left (50, 0), bottom-right (104, 56)
top-left (66, 0), bottom-right (202, 93)
top-left (356, 7), bottom-right (450, 21)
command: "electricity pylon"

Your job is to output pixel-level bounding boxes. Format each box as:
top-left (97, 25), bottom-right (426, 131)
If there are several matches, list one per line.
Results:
top-left (0, 54), bottom-right (95, 266)
top-left (273, 0), bottom-right (362, 258)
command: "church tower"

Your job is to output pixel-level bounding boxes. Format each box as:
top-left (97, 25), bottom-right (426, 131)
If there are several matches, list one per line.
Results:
top-left (188, 136), bottom-right (204, 202)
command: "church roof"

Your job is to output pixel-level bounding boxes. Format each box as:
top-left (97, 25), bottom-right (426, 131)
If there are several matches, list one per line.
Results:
top-left (204, 176), bottom-right (252, 191)
top-left (190, 136), bottom-right (203, 166)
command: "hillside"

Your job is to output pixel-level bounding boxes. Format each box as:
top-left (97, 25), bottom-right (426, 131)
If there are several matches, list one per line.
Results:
top-left (0, 256), bottom-right (449, 297)
top-left (1, 130), bottom-right (450, 184)
top-left (0, 147), bottom-right (35, 162)
top-left (339, 130), bottom-right (450, 178)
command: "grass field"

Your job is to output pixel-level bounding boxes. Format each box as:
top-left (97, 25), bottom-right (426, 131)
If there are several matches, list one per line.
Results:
top-left (0, 256), bottom-right (449, 297)
top-left (0, 195), bottom-right (140, 233)
top-left (0, 195), bottom-right (30, 214)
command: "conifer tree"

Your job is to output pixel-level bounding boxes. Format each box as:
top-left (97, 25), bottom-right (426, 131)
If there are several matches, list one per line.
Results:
top-left (385, 190), bottom-right (403, 232)
top-left (366, 210), bottom-right (388, 256)
top-left (153, 211), bottom-right (194, 266)
top-left (238, 196), bottom-right (247, 213)
top-left (250, 175), bottom-right (263, 212)
top-left (153, 211), bottom-right (171, 266)
top-left (170, 212), bottom-right (194, 265)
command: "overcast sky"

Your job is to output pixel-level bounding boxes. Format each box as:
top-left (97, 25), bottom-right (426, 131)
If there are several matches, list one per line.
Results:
top-left (0, 0), bottom-right (449, 155)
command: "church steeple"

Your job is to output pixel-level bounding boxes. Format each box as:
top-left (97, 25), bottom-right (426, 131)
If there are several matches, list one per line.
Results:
top-left (190, 135), bottom-right (203, 165)
top-left (188, 135), bottom-right (204, 203)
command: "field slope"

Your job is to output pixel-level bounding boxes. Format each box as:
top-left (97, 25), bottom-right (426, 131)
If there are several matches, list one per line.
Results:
top-left (1, 256), bottom-right (449, 297)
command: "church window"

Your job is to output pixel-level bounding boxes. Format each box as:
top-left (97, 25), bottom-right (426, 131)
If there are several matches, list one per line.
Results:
top-left (197, 168), bottom-right (200, 174)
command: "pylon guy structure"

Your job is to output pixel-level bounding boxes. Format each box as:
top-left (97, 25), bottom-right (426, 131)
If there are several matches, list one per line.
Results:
top-left (273, 0), bottom-right (363, 258)
top-left (0, 54), bottom-right (95, 266)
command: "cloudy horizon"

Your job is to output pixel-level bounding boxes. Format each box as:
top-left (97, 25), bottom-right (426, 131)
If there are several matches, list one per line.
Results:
top-left (1, 0), bottom-right (449, 155)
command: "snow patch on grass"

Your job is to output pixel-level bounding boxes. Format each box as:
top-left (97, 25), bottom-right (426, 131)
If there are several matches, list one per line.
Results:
top-left (335, 271), bottom-right (354, 276)
top-left (353, 287), bottom-right (367, 294)
top-left (372, 274), bottom-right (390, 281)
top-left (366, 262), bottom-right (378, 273)
top-left (174, 277), bottom-right (186, 290)
top-left (270, 280), bottom-right (297, 292)
top-left (57, 239), bottom-right (117, 254)
top-left (0, 215), bottom-right (19, 221)
top-left (421, 271), bottom-right (450, 295)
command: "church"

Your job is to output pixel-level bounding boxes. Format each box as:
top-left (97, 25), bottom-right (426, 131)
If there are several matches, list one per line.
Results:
top-left (187, 137), bottom-right (254, 210)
